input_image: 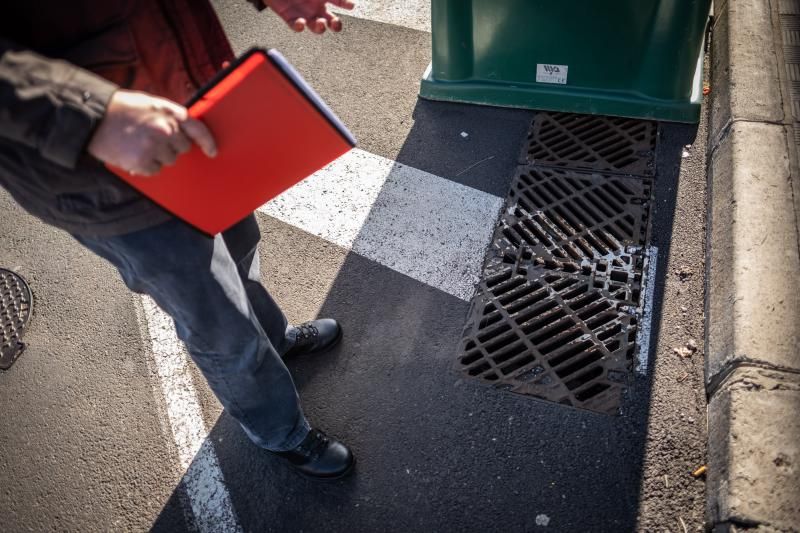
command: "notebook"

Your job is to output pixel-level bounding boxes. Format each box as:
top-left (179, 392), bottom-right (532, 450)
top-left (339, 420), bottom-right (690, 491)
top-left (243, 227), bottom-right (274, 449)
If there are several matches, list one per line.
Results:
top-left (108, 48), bottom-right (356, 235)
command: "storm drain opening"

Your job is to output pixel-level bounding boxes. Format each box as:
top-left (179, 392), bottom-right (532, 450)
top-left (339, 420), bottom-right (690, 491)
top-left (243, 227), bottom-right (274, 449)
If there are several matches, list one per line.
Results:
top-left (460, 264), bottom-right (638, 415)
top-left (494, 166), bottom-right (652, 267)
top-left (1, 268), bottom-right (33, 370)
top-left (524, 112), bottom-right (657, 177)
top-left (460, 111), bottom-right (657, 415)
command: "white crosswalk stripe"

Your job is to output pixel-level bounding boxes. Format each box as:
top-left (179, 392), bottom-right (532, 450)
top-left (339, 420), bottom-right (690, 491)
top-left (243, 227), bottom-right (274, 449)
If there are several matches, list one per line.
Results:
top-left (137, 297), bottom-right (242, 533)
top-left (258, 149), bottom-right (503, 301)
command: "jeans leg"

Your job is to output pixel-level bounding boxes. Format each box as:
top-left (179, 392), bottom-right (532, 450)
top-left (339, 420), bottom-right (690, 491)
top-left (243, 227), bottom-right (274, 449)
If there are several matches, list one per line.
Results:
top-left (75, 219), bottom-right (310, 451)
top-left (222, 215), bottom-right (291, 354)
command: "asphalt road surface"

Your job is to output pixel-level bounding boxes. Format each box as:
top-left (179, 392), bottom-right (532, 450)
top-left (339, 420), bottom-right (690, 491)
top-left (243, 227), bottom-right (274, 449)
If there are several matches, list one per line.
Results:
top-left (0, 3), bottom-right (710, 532)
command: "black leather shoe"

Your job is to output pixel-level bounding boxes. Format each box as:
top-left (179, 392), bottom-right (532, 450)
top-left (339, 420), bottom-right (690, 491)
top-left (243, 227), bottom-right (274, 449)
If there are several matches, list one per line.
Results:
top-left (274, 429), bottom-right (355, 480)
top-left (283, 319), bottom-right (342, 358)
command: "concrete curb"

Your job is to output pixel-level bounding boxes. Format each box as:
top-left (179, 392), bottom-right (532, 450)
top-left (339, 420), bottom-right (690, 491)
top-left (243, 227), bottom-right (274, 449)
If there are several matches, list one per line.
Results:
top-left (706, 0), bottom-right (800, 530)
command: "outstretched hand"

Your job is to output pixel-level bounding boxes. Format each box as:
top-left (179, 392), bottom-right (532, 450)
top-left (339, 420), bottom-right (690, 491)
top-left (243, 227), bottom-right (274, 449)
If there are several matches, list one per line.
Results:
top-left (266, 0), bottom-right (355, 34)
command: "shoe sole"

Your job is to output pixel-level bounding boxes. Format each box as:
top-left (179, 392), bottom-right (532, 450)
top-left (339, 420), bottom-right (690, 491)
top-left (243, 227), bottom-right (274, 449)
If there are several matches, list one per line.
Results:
top-left (292, 455), bottom-right (356, 482)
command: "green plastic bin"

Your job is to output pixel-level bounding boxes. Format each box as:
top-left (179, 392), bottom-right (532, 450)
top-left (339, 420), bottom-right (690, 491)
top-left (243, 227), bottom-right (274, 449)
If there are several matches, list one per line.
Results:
top-left (419, 0), bottom-right (712, 123)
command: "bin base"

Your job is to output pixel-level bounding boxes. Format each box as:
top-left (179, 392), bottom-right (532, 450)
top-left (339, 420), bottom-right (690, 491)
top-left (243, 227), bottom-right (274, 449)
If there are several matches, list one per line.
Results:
top-left (419, 47), bottom-right (704, 124)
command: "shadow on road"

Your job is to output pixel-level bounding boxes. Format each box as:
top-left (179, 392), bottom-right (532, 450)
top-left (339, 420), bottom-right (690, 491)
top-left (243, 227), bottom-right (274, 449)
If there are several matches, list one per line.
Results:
top-left (151, 101), bottom-right (697, 533)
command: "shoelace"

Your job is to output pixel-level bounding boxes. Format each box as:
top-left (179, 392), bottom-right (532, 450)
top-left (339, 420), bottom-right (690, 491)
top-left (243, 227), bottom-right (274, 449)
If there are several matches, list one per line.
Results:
top-left (297, 430), bottom-right (329, 460)
top-left (295, 322), bottom-right (319, 341)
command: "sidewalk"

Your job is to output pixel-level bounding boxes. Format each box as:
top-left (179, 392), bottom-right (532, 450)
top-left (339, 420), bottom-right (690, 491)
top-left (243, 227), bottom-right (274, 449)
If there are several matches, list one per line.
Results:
top-left (706, 0), bottom-right (800, 530)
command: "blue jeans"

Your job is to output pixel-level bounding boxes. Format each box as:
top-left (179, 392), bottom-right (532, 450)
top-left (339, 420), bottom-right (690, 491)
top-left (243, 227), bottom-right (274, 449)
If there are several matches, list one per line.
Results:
top-left (74, 215), bottom-right (311, 451)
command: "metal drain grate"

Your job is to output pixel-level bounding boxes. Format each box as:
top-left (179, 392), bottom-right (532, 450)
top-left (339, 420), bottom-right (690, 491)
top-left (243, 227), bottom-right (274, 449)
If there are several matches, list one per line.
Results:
top-left (460, 111), bottom-right (657, 414)
top-left (460, 263), bottom-right (637, 415)
top-left (493, 166), bottom-right (652, 266)
top-left (1, 268), bottom-right (33, 370)
top-left (524, 112), bottom-right (657, 176)
top-left (490, 252), bottom-right (644, 308)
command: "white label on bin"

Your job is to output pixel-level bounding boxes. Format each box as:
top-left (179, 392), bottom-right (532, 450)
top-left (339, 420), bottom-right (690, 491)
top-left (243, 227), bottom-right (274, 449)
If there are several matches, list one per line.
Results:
top-left (536, 64), bottom-right (568, 85)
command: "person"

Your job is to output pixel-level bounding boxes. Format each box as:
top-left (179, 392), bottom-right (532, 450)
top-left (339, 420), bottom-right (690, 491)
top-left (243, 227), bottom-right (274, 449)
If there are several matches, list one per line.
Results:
top-left (0, 0), bottom-right (356, 480)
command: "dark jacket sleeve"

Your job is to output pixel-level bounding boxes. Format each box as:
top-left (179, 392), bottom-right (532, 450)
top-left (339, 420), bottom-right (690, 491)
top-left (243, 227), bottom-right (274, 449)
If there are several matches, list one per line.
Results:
top-left (0, 38), bottom-right (118, 170)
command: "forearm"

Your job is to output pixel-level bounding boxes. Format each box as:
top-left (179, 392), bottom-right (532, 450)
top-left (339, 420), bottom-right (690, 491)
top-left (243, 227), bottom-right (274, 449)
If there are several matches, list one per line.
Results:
top-left (0, 38), bottom-right (118, 169)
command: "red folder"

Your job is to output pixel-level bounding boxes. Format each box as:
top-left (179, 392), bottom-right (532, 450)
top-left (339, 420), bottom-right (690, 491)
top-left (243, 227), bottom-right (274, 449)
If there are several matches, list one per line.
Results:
top-left (109, 48), bottom-right (356, 235)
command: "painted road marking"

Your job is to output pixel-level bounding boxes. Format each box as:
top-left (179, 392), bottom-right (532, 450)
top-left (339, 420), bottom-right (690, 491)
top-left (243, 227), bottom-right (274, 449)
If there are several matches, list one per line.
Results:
top-left (332, 0), bottom-right (431, 32)
top-left (138, 296), bottom-right (242, 533)
top-left (258, 149), bottom-right (504, 301)
top-left (635, 246), bottom-right (659, 376)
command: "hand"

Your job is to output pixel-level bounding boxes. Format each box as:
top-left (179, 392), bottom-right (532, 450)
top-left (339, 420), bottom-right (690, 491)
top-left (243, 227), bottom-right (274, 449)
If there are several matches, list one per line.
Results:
top-left (87, 90), bottom-right (217, 176)
top-left (266, 0), bottom-right (355, 34)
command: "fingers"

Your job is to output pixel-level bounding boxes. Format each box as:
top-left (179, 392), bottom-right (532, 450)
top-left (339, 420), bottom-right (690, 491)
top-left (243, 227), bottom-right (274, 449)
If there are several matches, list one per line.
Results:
top-left (129, 129), bottom-right (191, 177)
top-left (290, 17), bottom-right (306, 32)
top-left (169, 129), bottom-right (192, 156)
top-left (322, 11), bottom-right (342, 32)
top-left (131, 160), bottom-right (161, 177)
top-left (289, 13), bottom-right (334, 35)
top-left (159, 99), bottom-right (189, 122)
top-left (158, 128), bottom-right (192, 166)
top-left (155, 141), bottom-right (179, 167)
top-left (310, 17), bottom-right (327, 33)
top-left (180, 117), bottom-right (217, 158)
top-left (289, 16), bottom-right (326, 33)
top-left (156, 98), bottom-right (216, 158)
top-left (132, 115), bottom-right (210, 177)
top-left (288, 3), bottom-right (349, 34)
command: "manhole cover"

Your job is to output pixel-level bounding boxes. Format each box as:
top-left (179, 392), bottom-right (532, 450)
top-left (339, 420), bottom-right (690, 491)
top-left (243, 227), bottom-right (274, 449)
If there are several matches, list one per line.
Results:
top-left (1, 268), bottom-right (33, 370)
top-left (524, 112), bottom-right (657, 177)
top-left (494, 166), bottom-right (652, 267)
top-left (459, 263), bottom-right (637, 415)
